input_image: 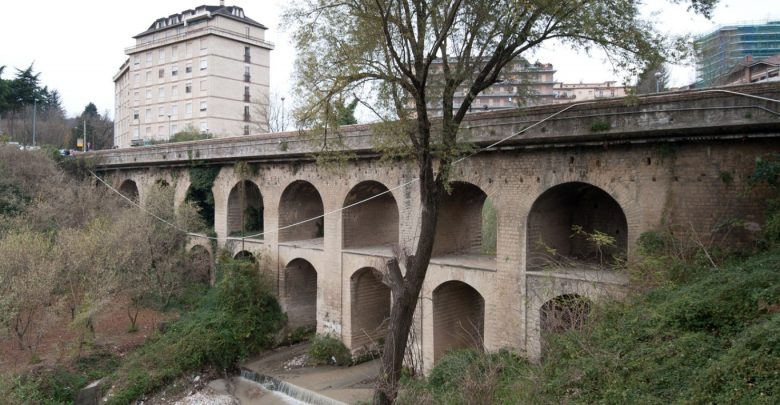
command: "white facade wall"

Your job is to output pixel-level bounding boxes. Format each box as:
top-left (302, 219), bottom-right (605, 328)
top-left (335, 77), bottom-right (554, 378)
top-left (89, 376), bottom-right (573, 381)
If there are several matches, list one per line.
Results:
top-left (113, 7), bottom-right (272, 148)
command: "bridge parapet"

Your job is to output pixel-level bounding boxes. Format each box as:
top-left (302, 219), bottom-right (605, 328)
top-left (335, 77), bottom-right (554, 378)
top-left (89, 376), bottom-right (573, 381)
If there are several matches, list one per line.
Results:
top-left (94, 82), bottom-right (779, 169)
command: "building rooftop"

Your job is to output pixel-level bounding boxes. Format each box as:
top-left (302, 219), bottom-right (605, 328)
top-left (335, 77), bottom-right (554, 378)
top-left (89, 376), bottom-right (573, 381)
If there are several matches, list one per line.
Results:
top-left (133, 3), bottom-right (267, 38)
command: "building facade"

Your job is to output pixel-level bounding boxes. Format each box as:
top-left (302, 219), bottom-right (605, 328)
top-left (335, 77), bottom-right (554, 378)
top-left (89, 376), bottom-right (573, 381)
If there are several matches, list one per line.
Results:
top-left (422, 59), bottom-right (556, 115)
top-left (113, 3), bottom-right (273, 148)
top-left (551, 81), bottom-right (630, 103)
top-left (695, 21), bottom-right (780, 87)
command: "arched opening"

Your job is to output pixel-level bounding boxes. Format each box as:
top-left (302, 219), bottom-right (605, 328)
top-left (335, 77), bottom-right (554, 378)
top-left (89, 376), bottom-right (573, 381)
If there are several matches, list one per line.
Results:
top-left (186, 245), bottom-right (212, 284)
top-left (432, 182), bottom-right (496, 258)
top-left (540, 294), bottom-right (591, 355)
top-left (433, 281), bottom-right (485, 362)
top-left (350, 267), bottom-right (390, 351)
top-left (526, 182), bottom-right (627, 271)
top-left (234, 250), bottom-right (256, 262)
top-left (342, 181), bottom-right (399, 250)
top-left (227, 180), bottom-right (264, 238)
top-left (185, 166), bottom-right (219, 229)
top-left (118, 180), bottom-right (139, 204)
top-left (278, 181), bottom-right (324, 244)
top-left (283, 258), bottom-right (318, 329)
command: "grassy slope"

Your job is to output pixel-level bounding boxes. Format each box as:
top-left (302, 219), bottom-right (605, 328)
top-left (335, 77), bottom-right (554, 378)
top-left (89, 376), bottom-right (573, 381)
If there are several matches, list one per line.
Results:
top-left (404, 248), bottom-right (780, 404)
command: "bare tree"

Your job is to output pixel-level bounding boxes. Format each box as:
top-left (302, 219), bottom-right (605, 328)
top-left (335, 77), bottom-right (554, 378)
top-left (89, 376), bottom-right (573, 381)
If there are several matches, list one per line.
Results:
top-left (285, 0), bottom-right (717, 402)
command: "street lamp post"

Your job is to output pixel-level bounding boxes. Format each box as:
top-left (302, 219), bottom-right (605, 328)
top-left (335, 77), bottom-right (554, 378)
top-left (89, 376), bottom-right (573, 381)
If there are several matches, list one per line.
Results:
top-left (280, 96), bottom-right (286, 132)
top-left (167, 114), bottom-right (172, 139)
top-left (32, 98), bottom-right (37, 147)
top-left (654, 71), bottom-right (662, 93)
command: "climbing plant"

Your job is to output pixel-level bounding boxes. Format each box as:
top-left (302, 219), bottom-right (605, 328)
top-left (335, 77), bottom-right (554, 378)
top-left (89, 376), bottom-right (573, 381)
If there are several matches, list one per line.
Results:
top-left (186, 165), bottom-right (220, 229)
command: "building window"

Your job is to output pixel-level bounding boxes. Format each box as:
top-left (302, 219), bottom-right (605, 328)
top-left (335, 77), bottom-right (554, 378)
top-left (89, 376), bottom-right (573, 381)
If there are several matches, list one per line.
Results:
top-left (171, 105), bottom-right (178, 116)
top-left (133, 56), bottom-right (140, 66)
top-left (243, 105), bottom-right (250, 122)
top-left (146, 89), bottom-right (152, 99)
top-left (133, 110), bottom-right (139, 120)
top-left (200, 101), bottom-right (207, 112)
top-left (159, 87), bottom-right (165, 98)
top-left (146, 52), bottom-right (152, 64)
top-left (244, 46), bottom-right (250, 62)
top-left (200, 122), bottom-right (208, 133)
top-left (172, 85), bottom-right (178, 97)
top-left (158, 125), bottom-right (165, 135)
top-left (158, 68), bottom-right (164, 79)
top-left (244, 66), bottom-right (250, 82)
top-left (200, 80), bottom-right (207, 91)
top-left (186, 41), bottom-right (193, 57)
top-left (145, 71), bottom-right (151, 82)
top-left (243, 125), bottom-right (249, 135)
top-left (244, 86), bottom-right (250, 102)
top-left (185, 103), bottom-right (192, 115)
top-left (185, 82), bottom-right (192, 93)
top-left (134, 91), bottom-right (139, 101)
top-left (200, 38), bottom-right (207, 50)
top-left (145, 108), bottom-right (151, 122)
top-left (171, 65), bottom-right (178, 76)
top-left (185, 64), bottom-right (192, 74)
top-left (171, 45), bottom-right (178, 59)
top-left (133, 127), bottom-right (140, 138)
top-left (159, 106), bottom-right (165, 116)
top-left (146, 126), bottom-right (151, 135)
top-left (134, 73), bottom-right (140, 84)
top-left (158, 48), bottom-right (165, 62)
top-left (200, 59), bottom-right (207, 70)
top-left (171, 124), bottom-right (178, 134)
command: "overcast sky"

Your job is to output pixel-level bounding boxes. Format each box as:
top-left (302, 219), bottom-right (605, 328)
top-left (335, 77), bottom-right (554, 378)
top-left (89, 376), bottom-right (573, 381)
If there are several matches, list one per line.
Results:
top-left (0, 0), bottom-right (777, 118)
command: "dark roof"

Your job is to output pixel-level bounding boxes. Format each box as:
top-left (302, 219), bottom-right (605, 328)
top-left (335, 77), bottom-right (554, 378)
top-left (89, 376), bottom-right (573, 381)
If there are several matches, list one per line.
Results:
top-left (133, 4), bottom-right (267, 38)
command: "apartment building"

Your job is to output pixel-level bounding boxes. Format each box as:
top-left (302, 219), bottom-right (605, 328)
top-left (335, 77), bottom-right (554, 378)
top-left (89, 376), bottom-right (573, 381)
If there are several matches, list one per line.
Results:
top-left (695, 21), bottom-right (780, 87)
top-left (421, 59), bottom-right (557, 116)
top-left (113, 2), bottom-right (273, 148)
top-left (551, 81), bottom-right (630, 103)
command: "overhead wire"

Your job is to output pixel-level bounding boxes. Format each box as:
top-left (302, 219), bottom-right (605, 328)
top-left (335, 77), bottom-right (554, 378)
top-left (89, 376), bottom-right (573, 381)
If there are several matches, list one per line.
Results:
top-left (90, 88), bottom-right (780, 242)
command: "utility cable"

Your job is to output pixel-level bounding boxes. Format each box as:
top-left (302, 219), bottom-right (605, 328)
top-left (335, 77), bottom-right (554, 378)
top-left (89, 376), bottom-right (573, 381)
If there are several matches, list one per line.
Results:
top-left (92, 88), bottom-right (780, 242)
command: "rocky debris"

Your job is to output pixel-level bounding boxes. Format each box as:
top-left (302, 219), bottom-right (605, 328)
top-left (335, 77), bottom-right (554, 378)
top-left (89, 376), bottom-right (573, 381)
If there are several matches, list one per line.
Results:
top-left (173, 389), bottom-right (238, 405)
top-left (282, 354), bottom-right (307, 370)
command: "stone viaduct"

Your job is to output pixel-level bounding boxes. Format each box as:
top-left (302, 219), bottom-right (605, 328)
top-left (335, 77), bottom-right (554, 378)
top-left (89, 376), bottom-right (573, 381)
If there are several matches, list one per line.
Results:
top-left (94, 82), bottom-right (780, 371)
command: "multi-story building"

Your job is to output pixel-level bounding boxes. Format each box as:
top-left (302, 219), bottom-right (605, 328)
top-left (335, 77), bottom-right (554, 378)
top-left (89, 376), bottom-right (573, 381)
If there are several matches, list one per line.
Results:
top-left (551, 81), bottom-right (630, 103)
top-left (422, 59), bottom-right (557, 115)
top-left (715, 55), bottom-right (780, 86)
top-left (113, 2), bottom-right (273, 148)
top-left (695, 21), bottom-right (780, 87)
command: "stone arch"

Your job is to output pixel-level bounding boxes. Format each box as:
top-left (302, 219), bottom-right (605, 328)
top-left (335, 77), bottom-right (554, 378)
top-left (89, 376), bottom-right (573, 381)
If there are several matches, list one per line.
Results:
top-left (526, 182), bottom-right (628, 270)
top-left (342, 181), bottom-right (399, 249)
top-left (118, 179), bottom-right (139, 204)
top-left (283, 258), bottom-right (318, 329)
top-left (350, 267), bottom-right (391, 351)
top-left (234, 250), bottom-right (256, 262)
top-left (187, 244), bottom-right (212, 284)
top-left (278, 180), bottom-right (324, 243)
top-left (227, 180), bottom-right (264, 237)
top-left (433, 181), bottom-right (495, 257)
top-left (539, 294), bottom-right (592, 355)
top-left (433, 280), bottom-right (485, 362)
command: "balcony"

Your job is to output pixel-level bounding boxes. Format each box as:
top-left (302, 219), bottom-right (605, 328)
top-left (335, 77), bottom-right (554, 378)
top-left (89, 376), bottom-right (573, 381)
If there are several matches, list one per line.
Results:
top-left (244, 74), bottom-right (251, 82)
top-left (244, 112), bottom-right (251, 122)
top-left (244, 54), bottom-right (251, 63)
top-left (244, 93), bottom-right (250, 102)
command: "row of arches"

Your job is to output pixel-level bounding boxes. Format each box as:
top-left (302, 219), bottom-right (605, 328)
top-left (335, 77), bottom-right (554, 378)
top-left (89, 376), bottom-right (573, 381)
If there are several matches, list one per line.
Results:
top-left (120, 176), bottom-right (630, 270)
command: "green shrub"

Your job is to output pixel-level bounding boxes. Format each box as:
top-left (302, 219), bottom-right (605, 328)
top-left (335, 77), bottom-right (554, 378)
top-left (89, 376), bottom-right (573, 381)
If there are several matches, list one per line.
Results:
top-left (107, 257), bottom-right (285, 404)
top-left (307, 334), bottom-right (352, 366)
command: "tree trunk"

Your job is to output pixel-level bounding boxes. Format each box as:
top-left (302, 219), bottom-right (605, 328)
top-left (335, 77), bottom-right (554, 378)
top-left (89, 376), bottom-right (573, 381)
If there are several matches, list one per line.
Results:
top-left (375, 160), bottom-right (442, 404)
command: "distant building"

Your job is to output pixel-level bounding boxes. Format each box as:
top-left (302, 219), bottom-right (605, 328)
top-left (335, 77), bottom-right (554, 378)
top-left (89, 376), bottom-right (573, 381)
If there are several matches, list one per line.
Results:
top-left (716, 55), bottom-right (780, 86)
top-left (421, 59), bottom-right (556, 116)
top-left (695, 21), bottom-right (780, 87)
top-left (113, 2), bottom-right (273, 148)
top-left (551, 81), bottom-right (630, 103)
